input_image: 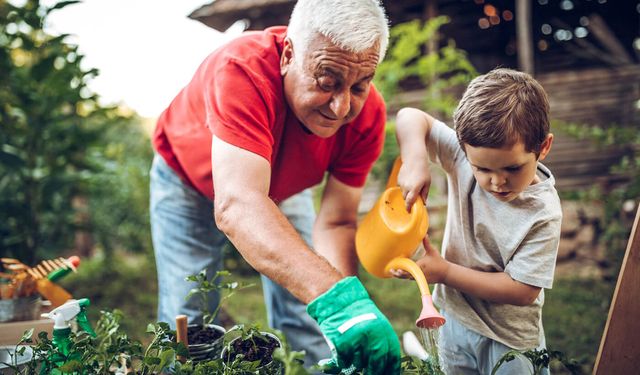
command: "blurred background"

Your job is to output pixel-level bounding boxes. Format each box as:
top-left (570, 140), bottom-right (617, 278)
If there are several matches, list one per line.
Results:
top-left (1, 0), bottom-right (639, 373)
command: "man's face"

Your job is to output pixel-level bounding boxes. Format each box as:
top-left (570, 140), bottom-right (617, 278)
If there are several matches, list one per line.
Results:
top-left (464, 136), bottom-right (552, 202)
top-left (280, 34), bottom-right (379, 138)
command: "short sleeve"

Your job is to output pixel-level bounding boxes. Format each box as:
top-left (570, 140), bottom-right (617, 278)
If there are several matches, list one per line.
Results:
top-left (427, 120), bottom-right (465, 174)
top-left (204, 60), bottom-right (278, 163)
top-left (504, 217), bottom-right (561, 289)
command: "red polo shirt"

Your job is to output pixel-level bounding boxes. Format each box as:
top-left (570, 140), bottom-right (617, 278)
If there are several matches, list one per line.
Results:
top-left (153, 26), bottom-right (386, 202)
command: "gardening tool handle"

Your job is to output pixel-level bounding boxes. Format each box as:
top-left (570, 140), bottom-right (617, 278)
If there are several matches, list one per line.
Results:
top-left (37, 279), bottom-right (72, 308)
top-left (176, 315), bottom-right (188, 363)
top-left (385, 257), bottom-right (431, 296)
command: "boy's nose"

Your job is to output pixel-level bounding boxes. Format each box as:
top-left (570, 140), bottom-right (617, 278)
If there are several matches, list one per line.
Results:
top-left (491, 174), bottom-right (507, 188)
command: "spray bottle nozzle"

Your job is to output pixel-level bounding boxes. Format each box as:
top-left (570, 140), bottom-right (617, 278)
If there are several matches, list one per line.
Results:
top-left (42, 298), bottom-right (96, 337)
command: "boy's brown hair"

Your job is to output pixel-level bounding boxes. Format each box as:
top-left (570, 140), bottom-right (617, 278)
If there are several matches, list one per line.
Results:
top-left (453, 68), bottom-right (550, 156)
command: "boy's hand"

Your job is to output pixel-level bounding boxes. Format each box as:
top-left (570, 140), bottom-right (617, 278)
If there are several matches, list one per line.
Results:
top-left (390, 236), bottom-right (449, 284)
top-left (397, 159), bottom-right (431, 212)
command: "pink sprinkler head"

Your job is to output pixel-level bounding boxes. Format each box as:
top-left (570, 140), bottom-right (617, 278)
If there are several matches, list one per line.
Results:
top-left (416, 295), bottom-right (446, 329)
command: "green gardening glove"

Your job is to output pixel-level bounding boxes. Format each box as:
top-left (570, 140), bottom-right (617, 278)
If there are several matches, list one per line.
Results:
top-left (307, 276), bottom-right (401, 375)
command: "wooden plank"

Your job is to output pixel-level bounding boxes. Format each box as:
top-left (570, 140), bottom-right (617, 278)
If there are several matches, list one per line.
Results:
top-left (593, 206), bottom-right (640, 374)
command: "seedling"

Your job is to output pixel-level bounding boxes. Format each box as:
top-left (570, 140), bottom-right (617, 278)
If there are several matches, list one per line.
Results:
top-left (491, 348), bottom-right (582, 375)
top-left (185, 269), bottom-right (253, 327)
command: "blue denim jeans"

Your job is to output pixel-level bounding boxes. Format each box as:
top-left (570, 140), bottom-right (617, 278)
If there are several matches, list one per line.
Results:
top-left (439, 310), bottom-right (550, 375)
top-left (149, 154), bottom-right (330, 367)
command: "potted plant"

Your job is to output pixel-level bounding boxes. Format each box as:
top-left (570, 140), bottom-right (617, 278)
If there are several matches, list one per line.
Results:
top-left (183, 269), bottom-right (252, 362)
top-left (220, 324), bottom-right (284, 375)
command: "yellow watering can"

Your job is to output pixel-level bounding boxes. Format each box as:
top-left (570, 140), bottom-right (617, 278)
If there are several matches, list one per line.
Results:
top-left (356, 158), bottom-right (445, 329)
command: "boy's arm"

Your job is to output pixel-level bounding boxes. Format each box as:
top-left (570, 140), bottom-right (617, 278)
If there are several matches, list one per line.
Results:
top-left (395, 108), bottom-right (437, 211)
top-left (413, 237), bottom-right (542, 306)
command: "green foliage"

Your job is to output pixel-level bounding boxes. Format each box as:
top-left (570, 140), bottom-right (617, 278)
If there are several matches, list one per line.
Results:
top-left (554, 120), bottom-right (640, 280)
top-left (186, 269), bottom-right (254, 327)
top-left (86, 112), bottom-right (153, 260)
top-left (374, 17), bottom-right (477, 119)
top-left (0, 0), bottom-right (152, 264)
top-left (371, 17), bottom-right (476, 182)
top-left (491, 348), bottom-right (581, 375)
top-left (400, 356), bottom-right (444, 375)
top-left (543, 277), bottom-right (614, 374)
top-left (0, 0), bottom-right (102, 263)
top-left (60, 254), bottom-right (158, 341)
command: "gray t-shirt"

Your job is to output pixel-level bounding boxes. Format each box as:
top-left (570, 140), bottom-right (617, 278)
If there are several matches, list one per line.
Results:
top-left (429, 121), bottom-right (562, 349)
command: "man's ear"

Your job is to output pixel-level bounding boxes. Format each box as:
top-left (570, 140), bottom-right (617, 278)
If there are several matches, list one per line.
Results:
top-left (280, 37), bottom-right (294, 76)
top-left (538, 133), bottom-right (554, 161)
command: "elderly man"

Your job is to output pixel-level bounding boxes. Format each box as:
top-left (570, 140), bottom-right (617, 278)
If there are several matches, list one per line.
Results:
top-left (150, 0), bottom-right (400, 373)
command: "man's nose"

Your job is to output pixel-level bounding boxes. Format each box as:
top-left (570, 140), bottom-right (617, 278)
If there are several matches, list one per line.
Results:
top-left (329, 90), bottom-right (351, 119)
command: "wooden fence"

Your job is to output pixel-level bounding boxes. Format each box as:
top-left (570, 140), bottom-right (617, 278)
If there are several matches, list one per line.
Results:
top-left (387, 65), bottom-right (640, 192)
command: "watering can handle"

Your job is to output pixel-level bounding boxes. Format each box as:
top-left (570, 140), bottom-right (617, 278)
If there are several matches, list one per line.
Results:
top-left (385, 157), bottom-right (403, 190)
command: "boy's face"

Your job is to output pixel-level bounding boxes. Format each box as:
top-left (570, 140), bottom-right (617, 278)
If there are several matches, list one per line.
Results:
top-left (464, 135), bottom-right (553, 203)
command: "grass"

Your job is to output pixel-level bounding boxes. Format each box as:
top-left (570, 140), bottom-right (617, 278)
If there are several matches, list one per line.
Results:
top-left (543, 277), bottom-right (615, 374)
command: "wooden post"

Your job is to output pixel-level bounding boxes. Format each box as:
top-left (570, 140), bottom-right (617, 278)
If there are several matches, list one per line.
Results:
top-left (593, 206), bottom-right (640, 374)
top-left (424, 0), bottom-right (439, 55)
top-left (515, 0), bottom-right (534, 75)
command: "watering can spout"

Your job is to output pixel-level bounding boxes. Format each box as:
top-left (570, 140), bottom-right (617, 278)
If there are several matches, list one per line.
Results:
top-left (417, 295), bottom-right (446, 329)
top-left (356, 157), bottom-right (445, 329)
top-left (386, 257), bottom-right (446, 329)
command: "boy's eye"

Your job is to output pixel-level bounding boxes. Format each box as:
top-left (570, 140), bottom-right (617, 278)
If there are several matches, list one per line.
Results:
top-left (505, 166), bottom-right (522, 172)
top-left (475, 167), bottom-right (490, 173)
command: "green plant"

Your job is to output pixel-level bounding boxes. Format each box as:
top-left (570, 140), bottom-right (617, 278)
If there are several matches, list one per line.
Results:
top-left (370, 17), bottom-right (476, 182)
top-left (554, 120), bottom-right (640, 281)
top-left (220, 324), bottom-right (283, 373)
top-left (3, 311), bottom-right (188, 374)
top-left (374, 16), bottom-right (477, 119)
top-left (491, 348), bottom-right (581, 375)
top-left (185, 269), bottom-right (253, 327)
top-left (400, 356), bottom-right (444, 375)
top-left (0, 0), bottom-right (150, 265)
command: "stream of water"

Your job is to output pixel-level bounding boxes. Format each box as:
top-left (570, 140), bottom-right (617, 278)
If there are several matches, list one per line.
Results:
top-left (418, 327), bottom-right (445, 375)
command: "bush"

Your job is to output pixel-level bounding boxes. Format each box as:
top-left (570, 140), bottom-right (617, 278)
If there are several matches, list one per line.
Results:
top-left (0, 0), bottom-right (153, 265)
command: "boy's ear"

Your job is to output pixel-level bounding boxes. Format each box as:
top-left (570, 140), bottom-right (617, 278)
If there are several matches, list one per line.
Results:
top-left (538, 133), bottom-right (554, 161)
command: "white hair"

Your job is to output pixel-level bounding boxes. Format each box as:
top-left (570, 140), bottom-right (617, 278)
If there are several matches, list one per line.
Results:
top-left (287, 0), bottom-right (389, 63)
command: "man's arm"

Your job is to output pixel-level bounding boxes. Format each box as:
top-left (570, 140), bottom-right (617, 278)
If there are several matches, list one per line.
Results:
top-left (313, 175), bottom-right (363, 277)
top-left (211, 136), bottom-right (342, 304)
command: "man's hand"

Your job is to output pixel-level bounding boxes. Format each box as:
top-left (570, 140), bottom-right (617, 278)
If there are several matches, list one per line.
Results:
top-left (307, 277), bottom-right (401, 375)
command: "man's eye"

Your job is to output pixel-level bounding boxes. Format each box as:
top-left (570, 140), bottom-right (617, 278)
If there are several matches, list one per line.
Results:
top-left (317, 77), bottom-right (336, 91)
top-left (351, 84), bottom-right (367, 94)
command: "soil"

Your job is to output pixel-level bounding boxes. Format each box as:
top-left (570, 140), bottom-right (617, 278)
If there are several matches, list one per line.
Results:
top-left (226, 334), bottom-right (280, 366)
top-left (187, 325), bottom-right (223, 345)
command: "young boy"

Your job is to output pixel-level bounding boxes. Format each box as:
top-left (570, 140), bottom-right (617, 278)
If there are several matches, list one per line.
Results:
top-left (393, 68), bottom-right (562, 374)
